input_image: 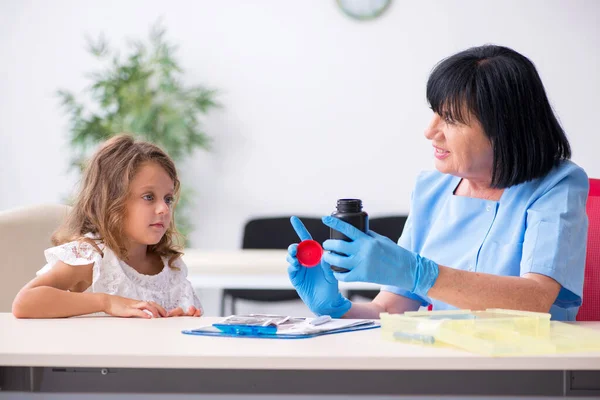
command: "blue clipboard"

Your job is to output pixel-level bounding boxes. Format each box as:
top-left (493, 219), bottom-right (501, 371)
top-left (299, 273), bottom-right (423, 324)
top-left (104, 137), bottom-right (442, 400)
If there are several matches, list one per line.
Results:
top-left (182, 321), bottom-right (380, 339)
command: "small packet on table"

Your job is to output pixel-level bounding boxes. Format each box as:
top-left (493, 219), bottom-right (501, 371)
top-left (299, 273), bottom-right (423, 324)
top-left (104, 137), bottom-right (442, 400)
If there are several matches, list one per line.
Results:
top-left (182, 313), bottom-right (379, 339)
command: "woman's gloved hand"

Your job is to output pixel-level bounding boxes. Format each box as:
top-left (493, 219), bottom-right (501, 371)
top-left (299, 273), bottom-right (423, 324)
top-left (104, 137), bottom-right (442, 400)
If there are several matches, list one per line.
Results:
top-left (321, 216), bottom-right (439, 298)
top-left (287, 216), bottom-right (352, 317)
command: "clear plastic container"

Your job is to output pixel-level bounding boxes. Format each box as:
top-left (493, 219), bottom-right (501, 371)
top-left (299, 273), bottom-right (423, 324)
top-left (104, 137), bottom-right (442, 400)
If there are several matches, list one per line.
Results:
top-left (381, 308), bottom-right (600, 356)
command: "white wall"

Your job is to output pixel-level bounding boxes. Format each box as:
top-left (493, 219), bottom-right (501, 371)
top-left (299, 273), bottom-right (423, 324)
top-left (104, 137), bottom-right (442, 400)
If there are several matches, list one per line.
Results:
top-left (1, 0), bottom-right (599, 249)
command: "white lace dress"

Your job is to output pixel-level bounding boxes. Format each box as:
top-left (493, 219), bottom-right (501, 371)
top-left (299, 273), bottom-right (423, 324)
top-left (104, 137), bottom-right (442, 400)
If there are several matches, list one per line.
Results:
top-left (36, 236), bottom-right (202, 313)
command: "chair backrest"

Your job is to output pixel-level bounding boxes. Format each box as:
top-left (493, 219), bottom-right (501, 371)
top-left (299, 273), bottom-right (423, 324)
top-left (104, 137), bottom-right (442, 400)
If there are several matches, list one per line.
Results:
top-left (577, 179), bottom-right (600, 321)
top-left (241, 215), bottom-right (409, 249)
top-left (0, 204), bottom-right (71, 312)
top-left (369, 216), bottom-right (408, 243)
top-left (242, 216), bottom-right (329, 249)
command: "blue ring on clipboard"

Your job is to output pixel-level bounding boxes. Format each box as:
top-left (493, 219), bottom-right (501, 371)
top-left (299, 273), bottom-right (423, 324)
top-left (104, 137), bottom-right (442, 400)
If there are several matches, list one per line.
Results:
top-left (212, 324), bottom-right (278, 335)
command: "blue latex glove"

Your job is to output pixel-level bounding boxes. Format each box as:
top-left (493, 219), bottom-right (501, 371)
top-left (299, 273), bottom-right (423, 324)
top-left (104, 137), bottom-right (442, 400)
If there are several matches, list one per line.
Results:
top-left (322, 216), bottom-right (439, 298)
top-left (287, 216), bottom-right (352, 318)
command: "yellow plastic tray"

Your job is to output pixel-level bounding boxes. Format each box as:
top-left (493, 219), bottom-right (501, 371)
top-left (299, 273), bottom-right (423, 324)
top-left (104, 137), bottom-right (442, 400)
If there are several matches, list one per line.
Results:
top-left (381, 308), bottom-right (600, 356)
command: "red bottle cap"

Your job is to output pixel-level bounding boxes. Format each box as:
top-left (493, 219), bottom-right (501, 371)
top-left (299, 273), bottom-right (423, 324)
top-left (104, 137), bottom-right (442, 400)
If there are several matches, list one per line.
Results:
top-left (296, 240), bottom-right (323, 267)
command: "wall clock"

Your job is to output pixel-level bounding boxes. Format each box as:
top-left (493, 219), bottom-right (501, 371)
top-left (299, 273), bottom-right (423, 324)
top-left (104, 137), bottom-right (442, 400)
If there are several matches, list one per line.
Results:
top-left (336, 0), bottom-right (392, 21)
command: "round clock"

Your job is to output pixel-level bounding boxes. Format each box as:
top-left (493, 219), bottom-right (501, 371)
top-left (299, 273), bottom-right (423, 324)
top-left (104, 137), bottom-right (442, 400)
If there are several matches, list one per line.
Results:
top-left (336, 0), bottom-right (392, 21)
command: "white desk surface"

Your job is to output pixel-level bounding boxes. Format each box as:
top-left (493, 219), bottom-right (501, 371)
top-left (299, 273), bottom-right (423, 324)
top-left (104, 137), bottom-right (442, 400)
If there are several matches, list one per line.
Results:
top-left (1, 314), bottom-right (599, 371)
top-left (182, 249), bottom-right (380, 290)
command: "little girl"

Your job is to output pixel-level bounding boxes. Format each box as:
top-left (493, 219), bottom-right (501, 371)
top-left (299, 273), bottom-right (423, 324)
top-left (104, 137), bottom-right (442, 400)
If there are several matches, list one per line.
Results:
top-left (12, 135), bottom-right (202, 318)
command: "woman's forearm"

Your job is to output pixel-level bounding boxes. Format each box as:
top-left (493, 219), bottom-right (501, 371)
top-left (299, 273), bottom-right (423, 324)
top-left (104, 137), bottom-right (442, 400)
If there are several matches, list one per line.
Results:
top-left (342, 291), bottom-right (423, 319)
top-left (427, 265), bottom-right (560, 312)
top-left (343, 301), bottom-right (385, 319)
top-left (12, 287), bottom-right (107, 318)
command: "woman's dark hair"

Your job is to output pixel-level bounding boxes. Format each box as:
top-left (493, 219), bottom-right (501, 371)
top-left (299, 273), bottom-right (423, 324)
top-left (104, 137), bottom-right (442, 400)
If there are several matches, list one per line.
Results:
top-left (426, 44), bottom-right (571, 188)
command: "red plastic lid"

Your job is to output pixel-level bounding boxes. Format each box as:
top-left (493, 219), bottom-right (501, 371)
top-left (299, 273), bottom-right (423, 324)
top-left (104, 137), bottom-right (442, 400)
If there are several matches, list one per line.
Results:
top-left (297, 240), bottom-right (323, 267)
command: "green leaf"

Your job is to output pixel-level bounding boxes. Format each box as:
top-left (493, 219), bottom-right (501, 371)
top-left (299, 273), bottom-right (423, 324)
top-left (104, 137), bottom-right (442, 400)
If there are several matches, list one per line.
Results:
top-left (85, 33), bottom-right (110, 58)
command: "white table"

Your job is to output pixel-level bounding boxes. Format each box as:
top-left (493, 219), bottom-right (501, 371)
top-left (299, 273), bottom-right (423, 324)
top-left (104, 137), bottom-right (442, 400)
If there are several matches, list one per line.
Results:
top-left (182, 249), bottom-right (381, 291)
top-left (1, 314), bottom-right (599, 397)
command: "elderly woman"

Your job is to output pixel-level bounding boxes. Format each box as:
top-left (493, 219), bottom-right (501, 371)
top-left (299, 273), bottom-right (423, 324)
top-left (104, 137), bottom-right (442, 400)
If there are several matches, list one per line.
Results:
top-left (287, 45), bottom-right (588, 321)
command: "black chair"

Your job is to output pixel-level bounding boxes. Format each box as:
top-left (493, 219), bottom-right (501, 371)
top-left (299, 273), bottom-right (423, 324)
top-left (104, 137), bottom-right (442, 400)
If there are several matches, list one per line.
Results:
top-left (346, 215), bottom-right (408, 301)
top-left (220, 216), bottom-right (329, 316)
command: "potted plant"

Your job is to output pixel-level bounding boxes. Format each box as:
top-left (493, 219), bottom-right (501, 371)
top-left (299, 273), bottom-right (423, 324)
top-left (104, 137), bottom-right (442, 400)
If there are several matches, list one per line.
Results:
top-left (57, 22), bottom-right (219, 243)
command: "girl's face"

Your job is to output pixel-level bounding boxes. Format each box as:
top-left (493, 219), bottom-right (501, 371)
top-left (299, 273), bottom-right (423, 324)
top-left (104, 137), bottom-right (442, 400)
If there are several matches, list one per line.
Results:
top-left (124, 162), bottom-right (175, 247)
top-left (423, 112), bottom-right (494, 183)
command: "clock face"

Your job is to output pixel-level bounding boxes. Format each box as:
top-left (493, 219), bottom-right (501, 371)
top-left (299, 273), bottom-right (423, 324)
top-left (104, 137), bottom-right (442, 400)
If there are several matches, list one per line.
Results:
top-left (336, 0), bottom-right (392, 21)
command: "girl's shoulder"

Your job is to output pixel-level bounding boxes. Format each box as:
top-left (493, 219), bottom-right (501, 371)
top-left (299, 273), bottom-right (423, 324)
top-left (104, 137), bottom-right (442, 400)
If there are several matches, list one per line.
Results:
top-left (163, 255), bottom-right (189, 277)
top-left (37, 234), bottom-right (108, 276)
top-left (46, 234), bottom-right (104, 264)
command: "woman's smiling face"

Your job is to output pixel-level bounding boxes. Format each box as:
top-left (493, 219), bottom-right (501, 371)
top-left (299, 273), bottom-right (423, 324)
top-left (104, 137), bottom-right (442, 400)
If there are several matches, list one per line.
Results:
top-left (424, 111), bottom-right (494, 183)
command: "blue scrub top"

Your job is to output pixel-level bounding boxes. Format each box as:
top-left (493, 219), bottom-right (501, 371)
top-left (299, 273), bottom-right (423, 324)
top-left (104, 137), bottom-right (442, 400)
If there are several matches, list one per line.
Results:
top-left (382, 160), bottom-right (589, 321)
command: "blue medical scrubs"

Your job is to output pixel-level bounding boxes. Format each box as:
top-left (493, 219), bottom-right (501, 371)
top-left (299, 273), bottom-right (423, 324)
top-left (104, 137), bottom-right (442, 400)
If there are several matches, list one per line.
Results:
top-left (382, 160), bottom-right (589, 321)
